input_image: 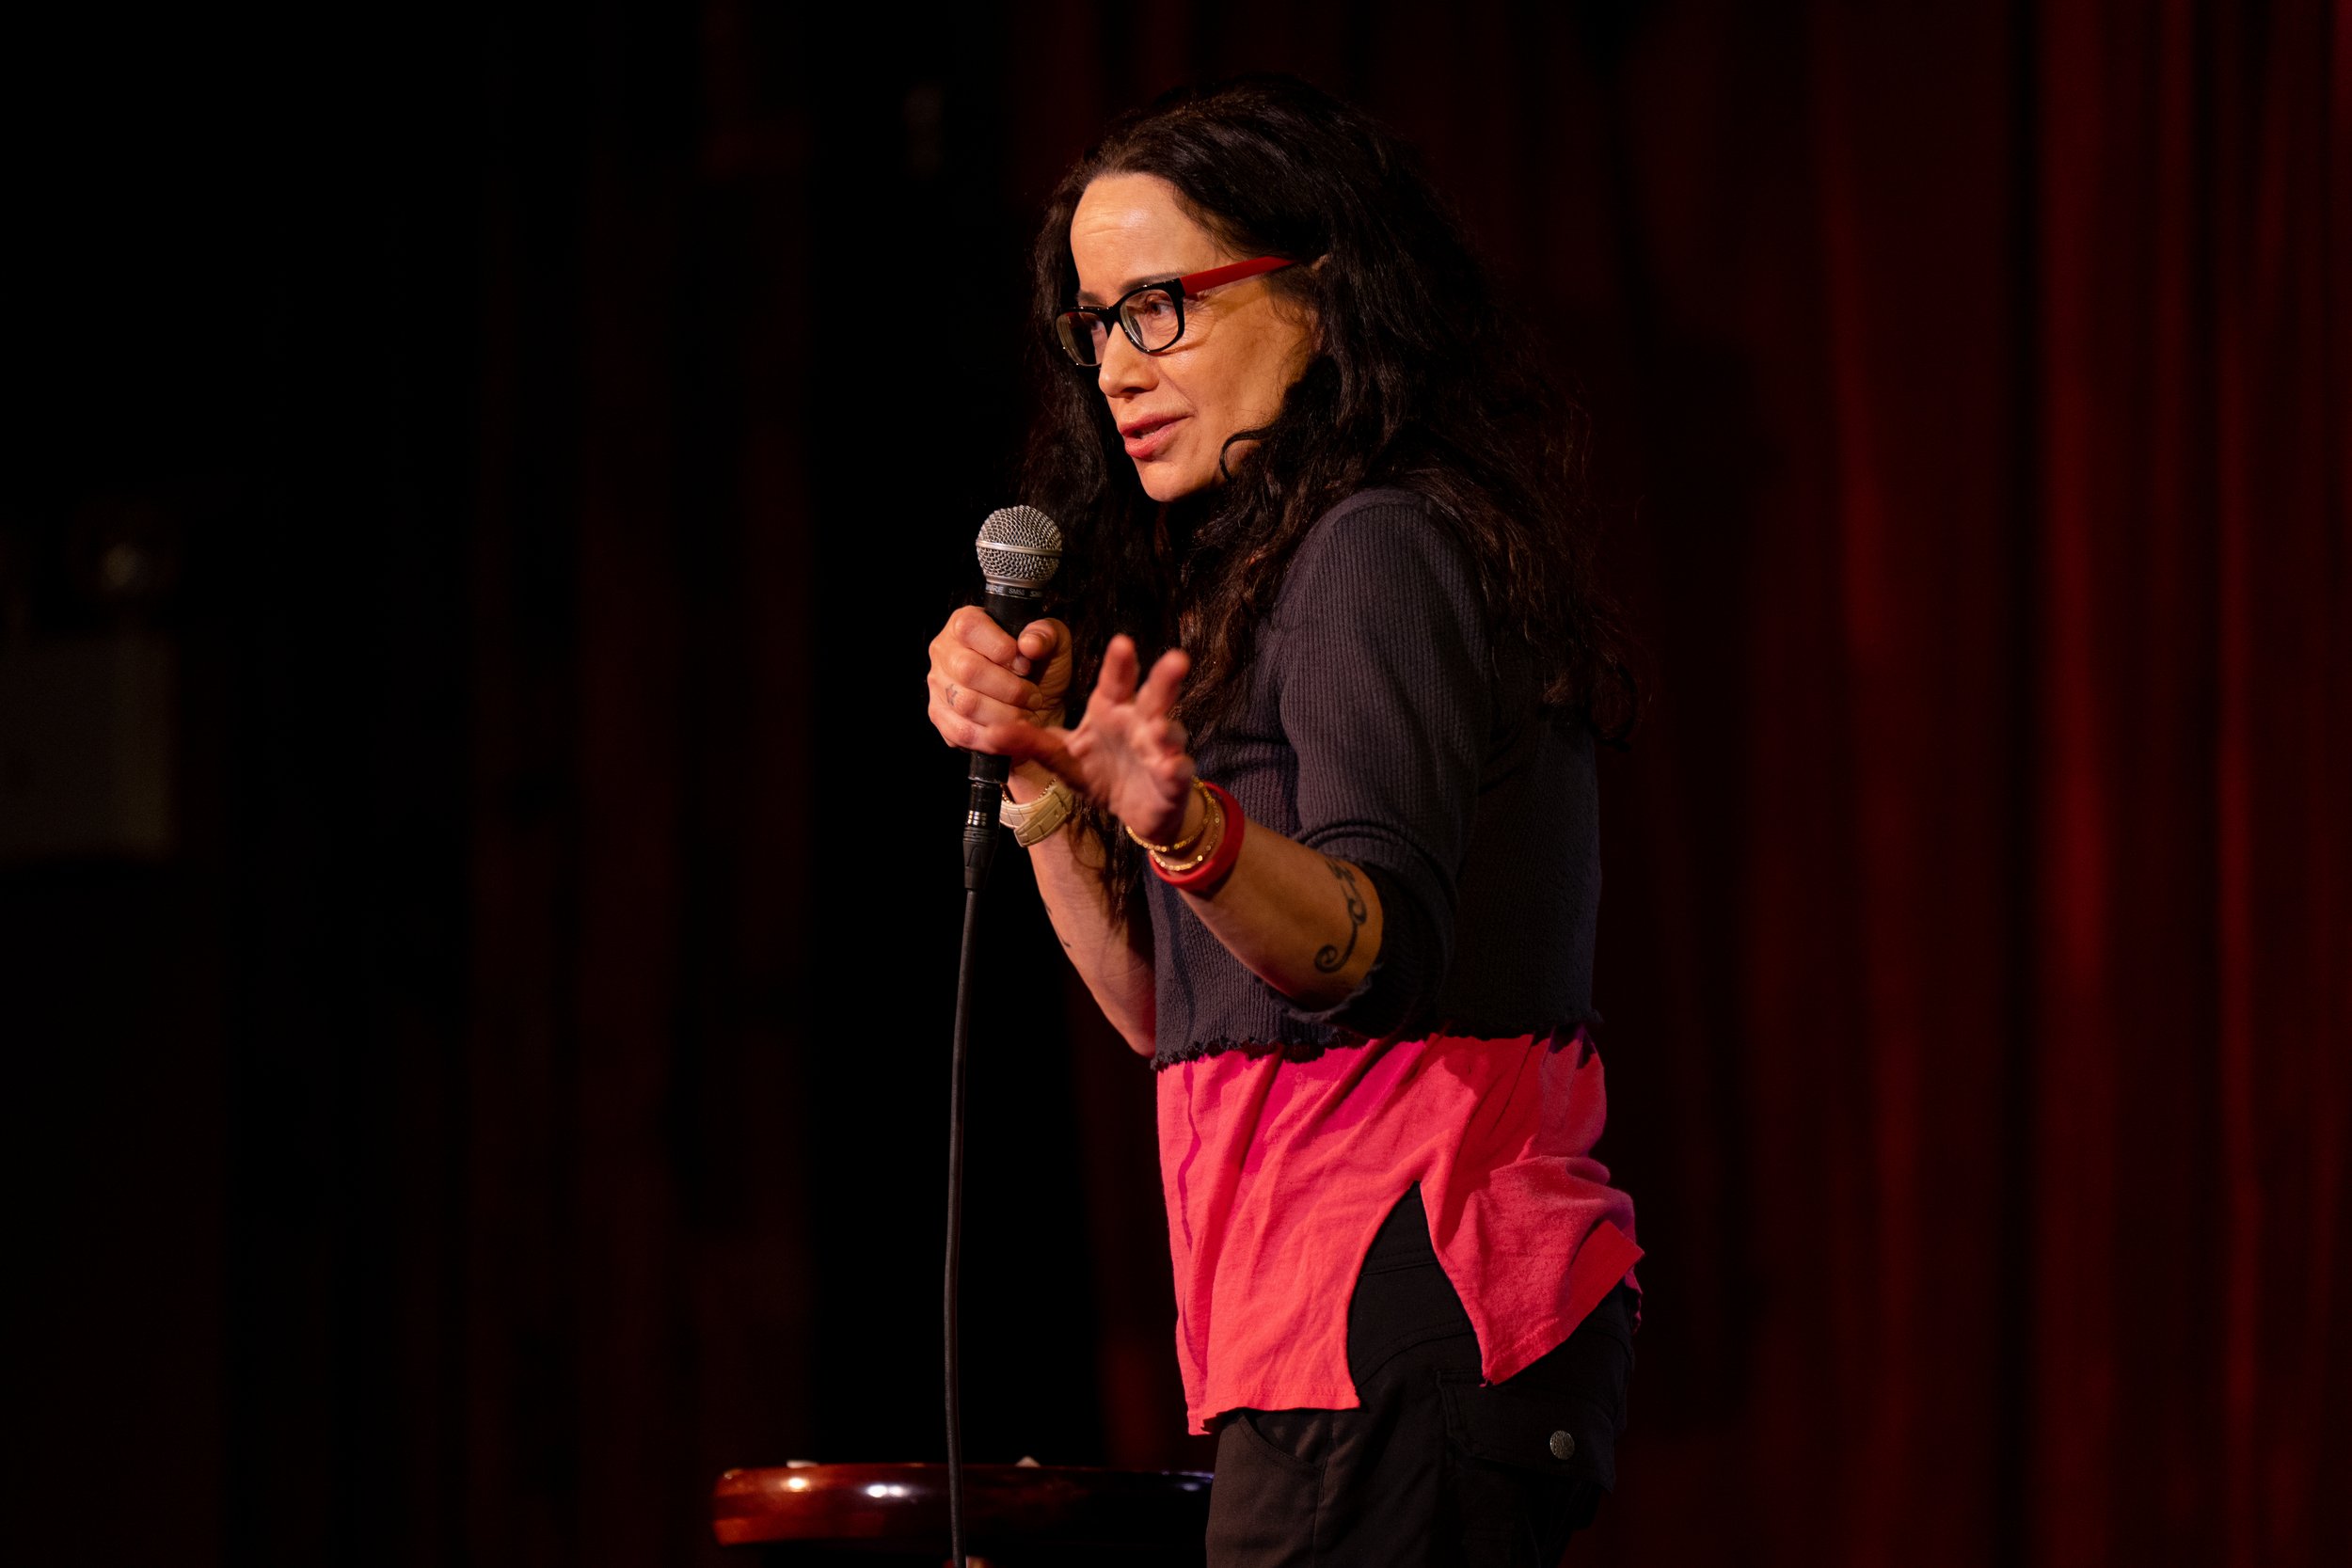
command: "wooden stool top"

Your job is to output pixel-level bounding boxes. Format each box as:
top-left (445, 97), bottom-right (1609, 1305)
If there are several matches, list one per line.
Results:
top-left (712, 1463), bottom-right (1211, 1561)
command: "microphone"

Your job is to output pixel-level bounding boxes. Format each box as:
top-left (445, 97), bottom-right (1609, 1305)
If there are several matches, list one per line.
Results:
top-left (962, 505), bottom-right (1065, 890)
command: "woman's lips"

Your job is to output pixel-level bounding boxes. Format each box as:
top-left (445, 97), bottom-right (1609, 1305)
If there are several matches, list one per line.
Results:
top-left (1120, 415), bottom-right (1184, 460)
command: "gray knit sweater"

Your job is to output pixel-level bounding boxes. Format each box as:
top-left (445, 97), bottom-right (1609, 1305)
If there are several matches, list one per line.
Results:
top-left (1145, 486), bottom-right (1602, 1068)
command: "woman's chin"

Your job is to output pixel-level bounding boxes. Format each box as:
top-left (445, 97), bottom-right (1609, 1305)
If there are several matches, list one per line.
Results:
top-left (1133, 459), bottom-right (1216, 504)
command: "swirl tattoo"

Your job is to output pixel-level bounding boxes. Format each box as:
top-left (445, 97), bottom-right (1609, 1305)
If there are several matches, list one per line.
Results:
top-left (1313, 859), bottom-right (1369, 974)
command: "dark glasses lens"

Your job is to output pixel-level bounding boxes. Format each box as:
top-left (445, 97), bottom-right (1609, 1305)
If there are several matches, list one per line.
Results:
top-left (1120, 287), bottom-right (1184, 353)
top-left (1057, 309), bottom-right (1107, 366)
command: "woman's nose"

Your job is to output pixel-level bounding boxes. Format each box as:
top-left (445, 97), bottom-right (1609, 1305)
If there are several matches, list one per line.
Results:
top-left (1095, 327), bottom-right (1154, 398)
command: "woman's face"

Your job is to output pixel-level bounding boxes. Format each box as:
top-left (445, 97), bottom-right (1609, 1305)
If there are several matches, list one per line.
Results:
top-left (1069, 173), bottom-right (1317, 503)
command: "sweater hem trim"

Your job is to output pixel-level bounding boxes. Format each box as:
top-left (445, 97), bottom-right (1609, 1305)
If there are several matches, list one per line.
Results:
top-left (1151, 1018), bottom-right (1599, 1071)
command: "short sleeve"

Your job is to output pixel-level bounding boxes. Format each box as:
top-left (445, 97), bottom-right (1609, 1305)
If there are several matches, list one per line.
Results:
top-left (1268, 491), bottom-right (1489, 1038)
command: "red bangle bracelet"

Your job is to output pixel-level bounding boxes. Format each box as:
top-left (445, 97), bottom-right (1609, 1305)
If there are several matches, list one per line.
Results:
top-left (1152, 780), bottom-right (1246, 894)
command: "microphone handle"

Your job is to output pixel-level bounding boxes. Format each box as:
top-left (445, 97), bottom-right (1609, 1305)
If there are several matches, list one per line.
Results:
top-left (961, 586), bottom-right (1043, 891)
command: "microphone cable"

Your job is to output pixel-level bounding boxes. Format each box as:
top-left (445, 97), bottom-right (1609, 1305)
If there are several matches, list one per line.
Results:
top-left (942, 504), bottom-right (1062, 1568)
top-left (945, 881), bottom-right (981, 1568)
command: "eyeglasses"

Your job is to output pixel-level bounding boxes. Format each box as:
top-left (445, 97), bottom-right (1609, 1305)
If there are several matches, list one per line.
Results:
top-left (1054, 256), bottom-right (1298, 367)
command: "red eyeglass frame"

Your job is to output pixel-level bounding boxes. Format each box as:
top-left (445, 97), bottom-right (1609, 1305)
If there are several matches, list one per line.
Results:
top-left (1054, 255), bottom-right (1299, 366)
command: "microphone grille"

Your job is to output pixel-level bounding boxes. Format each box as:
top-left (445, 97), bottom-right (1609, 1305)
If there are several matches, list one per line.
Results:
top-left (975, 505), bottom-right (1065, 589)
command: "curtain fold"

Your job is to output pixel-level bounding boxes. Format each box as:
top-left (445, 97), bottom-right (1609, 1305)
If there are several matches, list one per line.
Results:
top-left (1028, 5), bottom-right (2352, 1564)
top-left (2027, 4), bottom-right (2348, 1565)
top-left (167, 4), bottom-right (2344, 1563)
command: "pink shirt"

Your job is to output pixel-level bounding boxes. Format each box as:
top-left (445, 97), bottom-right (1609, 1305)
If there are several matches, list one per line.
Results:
top-left (1157, 1025), bottom-right (1643, 1433)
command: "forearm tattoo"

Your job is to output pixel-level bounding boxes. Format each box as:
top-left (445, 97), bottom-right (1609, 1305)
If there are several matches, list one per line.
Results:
top-left (1313, 858), bottom-right (1369, 974)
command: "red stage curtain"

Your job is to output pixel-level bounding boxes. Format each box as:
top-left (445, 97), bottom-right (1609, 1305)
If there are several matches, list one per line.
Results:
top-left (1024, 5), bottom-right (2350, 1564)
top-left (2026, 5), bottom-right (2349, 1566)
top-left (35, 6), bottom-right (2340, 1568)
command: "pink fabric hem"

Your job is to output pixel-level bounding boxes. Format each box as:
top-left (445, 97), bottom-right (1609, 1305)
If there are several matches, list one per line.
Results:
top-left (1474, 1220), bottom-right (1645, 1386)
top-left (1158, 1030), bottom-right (1641, 1434)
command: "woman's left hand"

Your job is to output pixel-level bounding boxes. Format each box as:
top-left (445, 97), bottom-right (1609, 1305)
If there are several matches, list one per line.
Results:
top-left (998, 634), bottom-right (1198, 845)
top-left (1006, 630), bottom-right (1385, 1007)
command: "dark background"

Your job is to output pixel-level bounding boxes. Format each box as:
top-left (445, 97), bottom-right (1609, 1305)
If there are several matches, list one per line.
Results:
top-left (4, 2), bottom-right (2344, 1565)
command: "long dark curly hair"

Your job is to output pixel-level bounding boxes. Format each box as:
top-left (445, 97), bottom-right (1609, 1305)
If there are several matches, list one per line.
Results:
top-left (1024, 75), bottom-right (1641, 915)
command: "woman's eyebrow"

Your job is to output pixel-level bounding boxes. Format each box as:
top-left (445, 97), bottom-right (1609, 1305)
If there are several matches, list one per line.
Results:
top-left (1076, 270), bottom-right (1186, 308)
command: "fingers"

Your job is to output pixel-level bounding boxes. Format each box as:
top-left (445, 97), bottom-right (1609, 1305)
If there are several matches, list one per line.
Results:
top-left (944, 628), bottom-right (1190, 790)
top-left (1016, 617), bottom-right (1068, 677)
top-left (1072, 637), bottom-right (1190, 748)
top-left (927, 686), bottom-right (996, 752)
top-left (947, 604), bottom-right (1022, 667)
top-left (993, 721), bottom-right (1073, 776)
top-left (929, 607), bottom-right (1039, 727)
top-left (928, 670), bottom-right (1033, 736)
top-left (1092, 634), bottom-right (1140, 706)
top-left (1133, 646), bottom-right (1191, 720)
top-left (928, 612), bottom-right (1039, 751)
top-left (930, 641), bottom-right (1029, 709)
top-left (965, 718), bottom-right (1091, 800)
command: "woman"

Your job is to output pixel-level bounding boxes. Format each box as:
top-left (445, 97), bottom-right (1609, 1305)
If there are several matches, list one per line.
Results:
top-left (925, 76), bottom-right (1644, 1566)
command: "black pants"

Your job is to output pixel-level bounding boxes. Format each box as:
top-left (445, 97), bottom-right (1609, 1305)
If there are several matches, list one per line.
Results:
top-left (1203, 1186), bottom-right (1635, 1567)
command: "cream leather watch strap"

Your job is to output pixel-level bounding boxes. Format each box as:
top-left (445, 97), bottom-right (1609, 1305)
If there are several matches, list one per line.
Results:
top-left (998, 779), bottom-right (1076, 847)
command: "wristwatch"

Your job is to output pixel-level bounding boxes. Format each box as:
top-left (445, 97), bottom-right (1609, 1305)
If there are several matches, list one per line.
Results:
top-left (998, 779), bottom-right (1076, 847)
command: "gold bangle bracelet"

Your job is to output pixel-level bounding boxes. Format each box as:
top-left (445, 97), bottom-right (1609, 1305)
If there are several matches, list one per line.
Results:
top-left (1123, 778), bottom-right (1214, 858)
top-left (1149, 788), bottom-right (1225, 875)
